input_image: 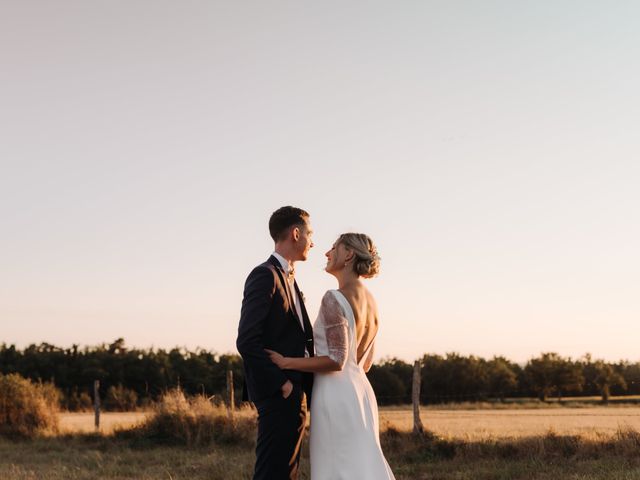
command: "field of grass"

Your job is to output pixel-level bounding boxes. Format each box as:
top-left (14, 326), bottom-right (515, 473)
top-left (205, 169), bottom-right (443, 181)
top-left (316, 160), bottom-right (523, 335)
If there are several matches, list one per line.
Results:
top-left (3, 405), bottom-right (640, 479)
top-left (381, 406), bottom-right (640, 439)
top-left (2, 428), bottom-right (640, 480)
top-left (60, 405), bottom-right (640, 439)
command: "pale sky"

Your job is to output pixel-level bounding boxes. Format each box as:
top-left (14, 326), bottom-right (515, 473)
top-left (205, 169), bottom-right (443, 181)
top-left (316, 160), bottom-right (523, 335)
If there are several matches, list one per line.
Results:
top-left (1, 1), bottom-right (639, 364)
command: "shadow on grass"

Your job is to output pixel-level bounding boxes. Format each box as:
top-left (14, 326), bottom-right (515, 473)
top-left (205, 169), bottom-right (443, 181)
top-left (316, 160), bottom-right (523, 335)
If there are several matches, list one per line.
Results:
top-left (32, 422), bottom-right (639, 463)
top-left (381, 427), bottom-right (640, 464)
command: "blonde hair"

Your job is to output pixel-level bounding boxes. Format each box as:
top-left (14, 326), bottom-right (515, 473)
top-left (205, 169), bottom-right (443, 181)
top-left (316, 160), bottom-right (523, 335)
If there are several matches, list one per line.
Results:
top-left (337, 233), bottom-right (380, 278)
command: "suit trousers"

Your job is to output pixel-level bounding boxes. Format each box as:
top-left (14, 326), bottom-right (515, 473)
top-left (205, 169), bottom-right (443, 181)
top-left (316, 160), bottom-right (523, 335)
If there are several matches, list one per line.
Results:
top-left (253, 383), bottom-right (307, 480)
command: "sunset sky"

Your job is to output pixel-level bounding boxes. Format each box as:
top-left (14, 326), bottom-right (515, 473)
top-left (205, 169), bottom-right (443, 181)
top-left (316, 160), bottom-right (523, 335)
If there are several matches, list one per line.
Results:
top-left (2, 1), bottom-right (639, 364)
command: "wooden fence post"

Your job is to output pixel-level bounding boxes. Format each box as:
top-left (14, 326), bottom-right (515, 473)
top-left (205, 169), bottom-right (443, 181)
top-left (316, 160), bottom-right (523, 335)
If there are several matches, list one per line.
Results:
top-left (93, 380), bottom-right (101, 430)
top-left (412, 360), bottom-right (424, 435)
top-left (226, 370), bottom-right (235, 416)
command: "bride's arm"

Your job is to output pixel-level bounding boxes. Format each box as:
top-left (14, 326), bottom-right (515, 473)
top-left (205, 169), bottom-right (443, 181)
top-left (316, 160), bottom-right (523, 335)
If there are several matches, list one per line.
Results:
top-left (265, 351), bottom-right (341, 373)
top-left (266, 291), bottom-right (349, 373)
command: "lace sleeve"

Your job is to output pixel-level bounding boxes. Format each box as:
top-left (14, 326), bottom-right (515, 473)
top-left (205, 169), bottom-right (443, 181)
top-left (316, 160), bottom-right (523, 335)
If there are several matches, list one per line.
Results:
top-left (320, 291), bottom-right (349, 369)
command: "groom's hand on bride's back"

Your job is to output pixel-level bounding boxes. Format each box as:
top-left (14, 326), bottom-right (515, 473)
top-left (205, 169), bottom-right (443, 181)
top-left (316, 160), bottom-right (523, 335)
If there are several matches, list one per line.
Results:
top-left (281, 380), bottom-right (293, 399)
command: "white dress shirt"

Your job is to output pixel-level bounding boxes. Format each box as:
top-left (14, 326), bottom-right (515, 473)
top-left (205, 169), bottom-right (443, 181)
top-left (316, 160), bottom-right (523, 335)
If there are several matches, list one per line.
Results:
top-left (272, 251), bottom-right (309, 356)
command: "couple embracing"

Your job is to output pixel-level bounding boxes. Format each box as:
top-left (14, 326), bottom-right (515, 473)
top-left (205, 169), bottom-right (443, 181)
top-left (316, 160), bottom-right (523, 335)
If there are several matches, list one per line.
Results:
top-left (236, 206), bottom-right (395, 480)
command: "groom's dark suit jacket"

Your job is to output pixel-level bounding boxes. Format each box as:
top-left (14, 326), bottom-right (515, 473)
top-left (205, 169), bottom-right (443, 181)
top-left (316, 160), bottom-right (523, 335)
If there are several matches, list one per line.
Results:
top-left (237, 256), bottom-right (314, 404)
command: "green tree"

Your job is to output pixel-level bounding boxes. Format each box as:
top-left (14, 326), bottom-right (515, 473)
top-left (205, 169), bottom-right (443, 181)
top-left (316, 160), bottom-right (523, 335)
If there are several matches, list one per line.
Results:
top-left (421, 353), bottom-right (489, 403)
top-left (552, 357), bottom-right (583, 400)
top-left (621, 362), bottom-right (640, 395)
top-left (524, 353), bottom-right (559, 401)
top-left (524, 353), bottom-right (584, 401)
top-left (486, 356), bottom-right (518, 401)
top-left (594, 361), bottom-right (626, 404)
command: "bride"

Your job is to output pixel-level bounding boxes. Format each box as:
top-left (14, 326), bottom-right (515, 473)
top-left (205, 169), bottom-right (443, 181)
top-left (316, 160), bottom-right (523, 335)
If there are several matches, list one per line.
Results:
top-left (266, 233), bottom-right (395, 479)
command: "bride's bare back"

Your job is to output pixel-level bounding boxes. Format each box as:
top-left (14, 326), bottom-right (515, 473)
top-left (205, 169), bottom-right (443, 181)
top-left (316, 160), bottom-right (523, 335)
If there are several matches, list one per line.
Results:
top-left (338, 283), bottom-right (379, 363)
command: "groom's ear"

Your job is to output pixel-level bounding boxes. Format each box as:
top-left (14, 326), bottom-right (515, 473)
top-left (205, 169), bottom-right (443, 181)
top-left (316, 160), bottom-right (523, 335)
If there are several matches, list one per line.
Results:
top-left (292, 226), bottom-right (300, 241)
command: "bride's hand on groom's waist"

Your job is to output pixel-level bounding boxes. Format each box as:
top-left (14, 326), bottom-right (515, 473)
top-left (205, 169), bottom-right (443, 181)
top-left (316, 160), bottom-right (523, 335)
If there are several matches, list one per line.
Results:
top-left (265, 348), bottom-right (288, 369)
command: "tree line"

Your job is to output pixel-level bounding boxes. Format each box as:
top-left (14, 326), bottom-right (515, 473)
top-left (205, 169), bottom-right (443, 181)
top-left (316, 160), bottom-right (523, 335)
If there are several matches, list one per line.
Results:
top-left (368, 353), bottom-right (640, 405)
top-left (0, 339), bottom-right (244, 410)
top-left (1, 339), bottom-right (638, 408)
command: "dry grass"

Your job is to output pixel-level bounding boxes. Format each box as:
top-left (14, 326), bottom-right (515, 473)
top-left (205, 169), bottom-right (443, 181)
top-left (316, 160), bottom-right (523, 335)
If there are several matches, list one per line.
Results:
top-left (0, 435), bottom-right (258, 480)
top-left (116, 388), bottom-right (256, 447)
top-left (411, 396), bottom-right (640, 410)
top-left (0, 374), bottom-right (60, 439)
top-left (382, 426), bottom-right (640, 462)
top-left (382, 427), bottom-right (640, 479)
top-left (59, 412), bottom-right (149, 434)
top-left (2, 397), bottom-right (640, 479)
top-left (1, 426), bottom-right (640, 479)
top-left (5, 394), bottom-right (639, 479)
top-left (380, 406), bottom-right (640, 439)
top-left (59, 405), bottom-right (640, 441)
top-left (4, 378), bottom-right (640, 478)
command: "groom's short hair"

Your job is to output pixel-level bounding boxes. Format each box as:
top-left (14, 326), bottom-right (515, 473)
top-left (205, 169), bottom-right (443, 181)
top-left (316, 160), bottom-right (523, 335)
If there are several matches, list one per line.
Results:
top-left (269, 206), bottom-right (310, 242)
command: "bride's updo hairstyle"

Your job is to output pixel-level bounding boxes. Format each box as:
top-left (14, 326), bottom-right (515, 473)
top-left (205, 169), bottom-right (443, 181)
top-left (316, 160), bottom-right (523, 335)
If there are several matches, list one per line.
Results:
top-left (337, 233), bottom-right (380, 278)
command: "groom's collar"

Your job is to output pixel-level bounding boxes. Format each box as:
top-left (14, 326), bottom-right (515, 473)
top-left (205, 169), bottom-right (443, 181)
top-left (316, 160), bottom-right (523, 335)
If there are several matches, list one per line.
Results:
top-left (271, 251), bottom-right (293, 275)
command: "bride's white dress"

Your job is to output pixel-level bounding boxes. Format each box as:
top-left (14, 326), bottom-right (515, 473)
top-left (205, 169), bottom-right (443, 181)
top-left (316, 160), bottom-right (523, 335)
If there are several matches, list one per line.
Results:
top-left (310, 290), bottom-right (395, 480)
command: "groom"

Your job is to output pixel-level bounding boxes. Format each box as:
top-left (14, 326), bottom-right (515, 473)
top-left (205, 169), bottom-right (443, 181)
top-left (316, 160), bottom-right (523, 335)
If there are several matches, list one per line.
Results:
top-left (237, 206), bottom-right (315, 480)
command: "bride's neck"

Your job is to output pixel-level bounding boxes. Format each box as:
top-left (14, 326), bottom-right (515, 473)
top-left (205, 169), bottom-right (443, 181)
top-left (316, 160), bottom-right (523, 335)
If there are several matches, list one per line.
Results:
top-left (336, 270), bottom-right (360, 290)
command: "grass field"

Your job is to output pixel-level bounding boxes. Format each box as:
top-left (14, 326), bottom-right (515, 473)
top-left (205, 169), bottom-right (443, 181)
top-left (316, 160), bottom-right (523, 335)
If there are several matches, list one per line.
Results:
top-left (381, 406), bottom-right (640, 439)
top-left (3, 405), bottom-right (640, 479)
top-left (2, 427), bottom-right (640, 480)
top-left (60, 405), bottom-right (640, 439)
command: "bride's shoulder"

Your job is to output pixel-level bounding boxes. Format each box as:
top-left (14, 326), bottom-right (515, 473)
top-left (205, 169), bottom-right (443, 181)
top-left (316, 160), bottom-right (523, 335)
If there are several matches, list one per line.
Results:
top-left (320, 289), bottom-right (342, 308)
top-left (321, 289), bottom-right (339, 302)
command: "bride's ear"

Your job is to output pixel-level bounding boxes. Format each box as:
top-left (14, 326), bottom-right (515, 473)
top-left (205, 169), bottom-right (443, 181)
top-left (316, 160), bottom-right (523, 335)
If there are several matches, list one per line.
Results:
top-left (344, 249), bottom-right (355, 264)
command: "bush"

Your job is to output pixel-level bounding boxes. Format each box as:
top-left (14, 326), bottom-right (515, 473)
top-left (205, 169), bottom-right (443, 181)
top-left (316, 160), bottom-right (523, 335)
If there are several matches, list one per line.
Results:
top-left (62, 387), bottom-right (93, 412)
top-left (120, 388), bottom-right (255, 447)
top-left (104, 384), bottom-right (138, 411)
top-left (0, 373), bottom-right (60, 438)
